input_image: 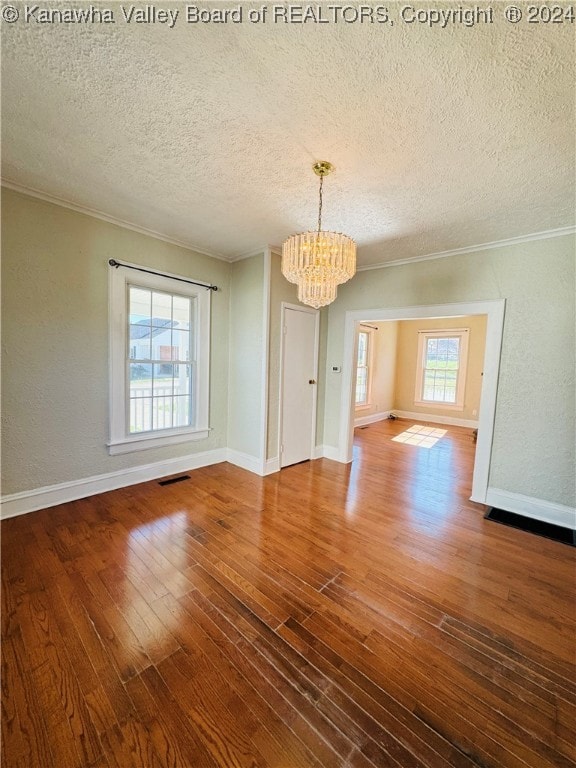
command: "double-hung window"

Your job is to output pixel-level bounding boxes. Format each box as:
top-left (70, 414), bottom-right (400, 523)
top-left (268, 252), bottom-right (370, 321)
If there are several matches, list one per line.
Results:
top-left (415, 329), bottom-right (469, 410)
top-left (355, 328), bottom-right (374, 407)
top-left (108, 264), bottom-right (211, 454)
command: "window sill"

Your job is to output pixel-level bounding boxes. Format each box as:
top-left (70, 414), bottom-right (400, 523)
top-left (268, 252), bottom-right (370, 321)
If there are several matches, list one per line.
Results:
top-left (355, 404), bottom-right (372, 411)
top-left (107, 428), bottom-right (210, 455)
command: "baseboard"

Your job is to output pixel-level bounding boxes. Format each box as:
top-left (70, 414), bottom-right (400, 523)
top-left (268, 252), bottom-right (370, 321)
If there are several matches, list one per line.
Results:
top-left (393, 410), bottom-right (479, 429)
top-left (264, 457), bottom-right (280, 475)
top-left (226, 450), bottom-right (282, 476)
top-left (226, 449), bottom-right (264, 475)
top-left (485, 488), bottom-right (576, 531)
top-left (319, 445), bottom-right (342, 462)
top-left (272, 446), bottom-right (342, 465)
top-left (354, 410), bottom-right (391, 427)
top-left (0, 448), bottom-right (227, 520)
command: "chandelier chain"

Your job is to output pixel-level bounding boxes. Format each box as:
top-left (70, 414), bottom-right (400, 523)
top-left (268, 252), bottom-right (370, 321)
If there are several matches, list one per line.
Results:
top-left (317, 174), bottom-right (323, 233)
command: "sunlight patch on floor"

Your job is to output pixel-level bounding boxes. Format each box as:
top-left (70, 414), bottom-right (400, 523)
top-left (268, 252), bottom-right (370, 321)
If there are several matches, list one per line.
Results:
top-left (391, 424), bottom-right (447, 448)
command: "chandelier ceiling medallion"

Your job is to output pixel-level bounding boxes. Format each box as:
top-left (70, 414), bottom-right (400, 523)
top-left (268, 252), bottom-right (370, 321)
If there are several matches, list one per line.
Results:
top-left (281, 161), bottom-right (356, 309)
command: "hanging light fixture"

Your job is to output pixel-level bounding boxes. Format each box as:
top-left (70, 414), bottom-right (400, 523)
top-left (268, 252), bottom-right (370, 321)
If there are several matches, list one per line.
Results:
top-left (282, 161), bottom-right (356, 309)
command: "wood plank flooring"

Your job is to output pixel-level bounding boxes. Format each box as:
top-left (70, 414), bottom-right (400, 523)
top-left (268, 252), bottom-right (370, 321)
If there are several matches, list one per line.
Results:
top-left (2, 418), bottom-right (575, 767)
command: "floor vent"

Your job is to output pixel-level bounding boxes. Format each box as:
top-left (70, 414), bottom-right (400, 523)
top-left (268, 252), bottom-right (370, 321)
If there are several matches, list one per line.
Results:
top-left (158, 474), bottom-right (191, 486)
top-left (485, 508), bottom-right (575, 547)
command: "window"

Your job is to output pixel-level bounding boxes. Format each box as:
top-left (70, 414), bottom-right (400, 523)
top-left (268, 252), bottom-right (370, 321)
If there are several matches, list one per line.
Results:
top-left (415, 329), bottom-right (469, 410)
top-left (355, 328), bottom-right (373, 407)
top-left (109, 264), bottom-right (211, 454)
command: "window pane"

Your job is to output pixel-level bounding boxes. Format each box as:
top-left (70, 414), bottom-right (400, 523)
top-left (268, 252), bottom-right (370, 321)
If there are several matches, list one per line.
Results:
top-left (423, 368), bottom-right (456, 402)
top-left (173, 295), bottom-right (191, 331)
top-left (172, 330), bottom-right (191, 361)
top-left (129, 363), bottom-right (152, 395)
top-left (152, 363), bottom-right (173, 397)
top-left (151, 396), bottom-right (173, 430)
top-left (173, 364), bottom-right (192, 397)
top-left (426, 338), bottom-right (438, 364)
top-left (356, 368), bottom-right (367, 404)
top-left (357, 333), bottom-right (367, 366)
top-left (151, 328), bottom-right (174, 360)
top-left (130, 397), bottom-right (151, 433)
top-left (130, 324), bottom-right (151, 359)
top-left (172, 396), bottom-right (191, 428)
top-left (151, 291), bottom-right (173, 328)
top-left (129, 287), bottom-right (151, 324)
top-left (437, 338), bottom-right (449, 358)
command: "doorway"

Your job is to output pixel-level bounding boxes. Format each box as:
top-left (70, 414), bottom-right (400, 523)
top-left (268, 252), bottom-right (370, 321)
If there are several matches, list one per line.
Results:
top-left (279, 303), bottom-right (319, 467)
top-left (338, 300), bottom-right (505, 504)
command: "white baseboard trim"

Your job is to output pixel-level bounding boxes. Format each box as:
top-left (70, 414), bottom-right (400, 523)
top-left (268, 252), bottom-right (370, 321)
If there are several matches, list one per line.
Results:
top-left (226, 449), bottom-right (264, 475)
top-left (485, 488), bottom-right (576, 531)
top-left (354, 410), bottom-right (391, 427)
top-left (0, 449), bottom-right (227, 520)
top-left (312, 445), bottom-right (325, 459)
top-left (226, 450), bottom-right (281, 476)
top-left (319, 445), bottom-right (342, 462)
top-left (393, 410), bottom-right (479, 429)
top-left (264, 457), bottom-right (280, 475)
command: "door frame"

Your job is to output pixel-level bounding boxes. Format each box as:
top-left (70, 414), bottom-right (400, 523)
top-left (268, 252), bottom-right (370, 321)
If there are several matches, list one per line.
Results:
top-left (278, 302), bottom-right (320, 467)
top-left (338, 299), bottom-right (506, 503)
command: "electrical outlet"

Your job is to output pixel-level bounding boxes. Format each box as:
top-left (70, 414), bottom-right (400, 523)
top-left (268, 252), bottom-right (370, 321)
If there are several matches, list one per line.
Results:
top-left (472, 409), bottom-right (477, 416)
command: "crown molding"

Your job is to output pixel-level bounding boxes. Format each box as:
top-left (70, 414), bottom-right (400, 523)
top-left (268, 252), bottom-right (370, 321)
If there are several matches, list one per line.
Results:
top-left (229, 244), bottom-right (282, 262)
top-left (229, 247), bottom-right (267, 263)
top-left (356, 226), bottom-right (576, 272)
top-left (5, 179), bottom-right (573, 270)
top-left (1, 179), bottom-right (230, 262)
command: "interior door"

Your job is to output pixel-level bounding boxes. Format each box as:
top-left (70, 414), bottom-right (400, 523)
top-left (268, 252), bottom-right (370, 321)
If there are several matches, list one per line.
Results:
top-left (280, 305), bottom-right (319, 468)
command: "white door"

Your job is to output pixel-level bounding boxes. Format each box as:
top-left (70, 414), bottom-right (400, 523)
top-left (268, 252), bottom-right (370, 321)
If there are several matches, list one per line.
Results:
top-left (280, 305), bottom-right (319, 468)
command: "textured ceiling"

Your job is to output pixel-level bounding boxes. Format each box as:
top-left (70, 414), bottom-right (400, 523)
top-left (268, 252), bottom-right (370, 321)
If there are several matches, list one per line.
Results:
top-left (2, 3), bottom-right (575, 265)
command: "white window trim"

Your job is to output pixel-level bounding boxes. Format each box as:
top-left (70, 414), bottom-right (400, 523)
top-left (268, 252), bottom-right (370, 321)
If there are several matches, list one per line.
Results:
top-left (414, 328), bottom-right (469, 411)
top-left (355, 326), bottom-right (375, 410)
top-left (108, 263), bottom-right (211, 455)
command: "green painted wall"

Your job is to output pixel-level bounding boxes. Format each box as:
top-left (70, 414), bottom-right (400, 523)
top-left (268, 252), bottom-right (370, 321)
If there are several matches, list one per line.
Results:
top-left (3, 187), bottom-right (574, 512)
top-left (1, 189), bottom-right (231, 494)
top-left (228, 253), bottom-right (265, 459)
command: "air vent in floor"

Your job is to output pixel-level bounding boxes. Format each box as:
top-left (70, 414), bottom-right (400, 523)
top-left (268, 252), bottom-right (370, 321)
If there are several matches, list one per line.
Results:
top-left (158, 474), bottom-right (191, 486)
top-left (485, 508), bottom-right (575, 547)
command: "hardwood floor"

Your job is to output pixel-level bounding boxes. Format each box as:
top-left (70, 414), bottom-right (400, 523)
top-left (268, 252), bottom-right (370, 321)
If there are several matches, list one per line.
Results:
top-left (2, 418), bottom-right (575, 767)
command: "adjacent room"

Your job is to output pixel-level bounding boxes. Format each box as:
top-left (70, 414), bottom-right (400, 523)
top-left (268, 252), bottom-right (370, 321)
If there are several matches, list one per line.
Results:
top-left (353, 315), bottom-right (486, 421)
top-left (351, 314), bottom-right (487, 503)
top-left (1, 5), bottom-right (575, 768)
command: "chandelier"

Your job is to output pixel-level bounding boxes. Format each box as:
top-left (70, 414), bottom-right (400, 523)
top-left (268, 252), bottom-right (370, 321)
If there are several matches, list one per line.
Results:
top-left (282, 161), bottom-right (356, 309)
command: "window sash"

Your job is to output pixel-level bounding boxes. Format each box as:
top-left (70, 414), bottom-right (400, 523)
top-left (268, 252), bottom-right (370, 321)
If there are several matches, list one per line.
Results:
top-left (415, 329), bottom-right (469, 410)
top-left (355, 330), bottom-right (373, 407)
top-left (108, 263), bottom-right (210, 454)
top-left (126, 284), bottom-right (196, 435)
